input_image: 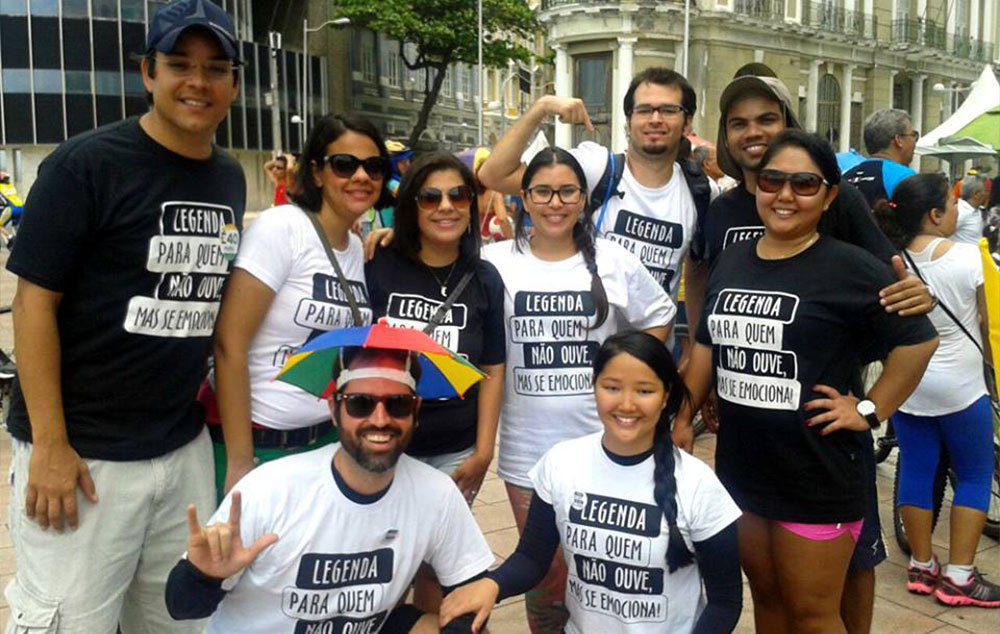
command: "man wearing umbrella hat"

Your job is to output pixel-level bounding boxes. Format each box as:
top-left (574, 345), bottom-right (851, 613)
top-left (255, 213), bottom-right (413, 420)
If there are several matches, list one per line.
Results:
top-left (4, 0), bottom-right (244, 631)
top-left (166, 345), bottom-right (494, 633)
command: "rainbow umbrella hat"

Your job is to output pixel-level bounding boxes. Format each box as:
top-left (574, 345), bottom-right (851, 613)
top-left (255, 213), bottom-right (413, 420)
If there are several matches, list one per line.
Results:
top-left (276, 319), bottom-right (487, 400)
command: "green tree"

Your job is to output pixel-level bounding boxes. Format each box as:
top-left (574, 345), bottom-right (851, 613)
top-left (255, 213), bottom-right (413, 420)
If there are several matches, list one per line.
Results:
top-left (335, 0), bottom-right (538, 148)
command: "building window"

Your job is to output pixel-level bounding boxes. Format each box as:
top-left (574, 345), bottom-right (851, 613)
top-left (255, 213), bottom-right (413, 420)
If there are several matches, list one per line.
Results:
top-left (121, 0), bottom-right (145, 21)
top-left (357, 31), bottom-right (377, 83)
top-left (63, 0), bottom-right (89, 17)
top-left (1, 68), bottom-right (30, 92)
top-left (455, 63), bottom-right (466, 99)
top-left (816, 74), bottom-right (840, 146)
top-left (441, 67), bottom-right (452, 97)
top-left (381, 36), bottom-right (401, 88)
top-left (0, 0), bottom-right (28, 15)
top-left (892, 76), bottom-right (912, 111)
top-left (573, 53), bottom-right (612, 148)
top-left (32, 68), bottom-right (62, 93)
top-left (92, 0), bottom-right (117, 19)
top-left (29, 0), bottom-right (59, 16)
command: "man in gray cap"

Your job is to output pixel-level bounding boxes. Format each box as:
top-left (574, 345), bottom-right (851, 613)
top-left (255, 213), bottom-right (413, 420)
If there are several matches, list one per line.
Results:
top-left (4, 0), bottom-right (244, 631)
top-left (679, 70), bottom-right (936, 634)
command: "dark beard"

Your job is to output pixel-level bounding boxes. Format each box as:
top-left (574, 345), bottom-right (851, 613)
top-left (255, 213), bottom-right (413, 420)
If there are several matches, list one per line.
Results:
top-left (339, 426), bottom-right (410, 473)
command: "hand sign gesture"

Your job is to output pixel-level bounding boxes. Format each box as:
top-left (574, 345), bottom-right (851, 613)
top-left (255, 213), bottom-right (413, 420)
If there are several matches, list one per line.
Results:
top-left (186, 491), bottom-right (279, 580)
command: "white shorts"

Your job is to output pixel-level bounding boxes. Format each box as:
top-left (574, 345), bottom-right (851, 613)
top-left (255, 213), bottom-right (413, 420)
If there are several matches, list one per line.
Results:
top-left (5, 428), bottom-right (215, 633)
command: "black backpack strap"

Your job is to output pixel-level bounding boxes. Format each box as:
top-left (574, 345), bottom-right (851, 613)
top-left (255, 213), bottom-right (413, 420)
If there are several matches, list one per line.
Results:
top-left (589, 151), bottom-right (626, 234)
top-left (680, 157), bottom-right (713, 262)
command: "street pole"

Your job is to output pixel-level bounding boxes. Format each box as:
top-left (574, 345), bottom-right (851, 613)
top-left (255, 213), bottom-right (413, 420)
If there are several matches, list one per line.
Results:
top-left (682, 0), bottom-right (690, 77)
top-left (268, 31), bottom-right (283, 155)
top-left (477, 0), bottom-right (484, 146)
top-left (302, 18), bottom-right (309, 134)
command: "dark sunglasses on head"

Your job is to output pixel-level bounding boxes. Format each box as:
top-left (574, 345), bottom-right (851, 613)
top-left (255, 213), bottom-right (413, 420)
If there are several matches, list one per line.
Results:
top-left (757, 169), bottom-right (829, 196)
top-left (334, 393), bottom-right (417, 418)
top-left (321, 154), bottom-right (388, 180)
top-left (416, 186), bottom-right (474, 211)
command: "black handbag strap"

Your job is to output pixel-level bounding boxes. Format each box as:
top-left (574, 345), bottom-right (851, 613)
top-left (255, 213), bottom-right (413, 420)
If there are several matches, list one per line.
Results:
top-left (903, 249), bottom-right (986, 358)
top-left (304, 211), bottom-right (364, 326)
top-left (423, 269), bottom-right (475, 335)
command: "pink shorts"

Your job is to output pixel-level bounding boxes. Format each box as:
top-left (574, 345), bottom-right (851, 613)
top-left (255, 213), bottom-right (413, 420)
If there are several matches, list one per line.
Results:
top-left (777, 519), bottom-right (864, 543)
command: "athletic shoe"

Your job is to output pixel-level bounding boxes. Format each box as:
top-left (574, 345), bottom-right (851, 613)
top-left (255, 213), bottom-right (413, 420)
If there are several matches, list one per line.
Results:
top-left (934, 568), bottom-right (1000, 608)
top-left (907, 556), bottom-right (940, 595)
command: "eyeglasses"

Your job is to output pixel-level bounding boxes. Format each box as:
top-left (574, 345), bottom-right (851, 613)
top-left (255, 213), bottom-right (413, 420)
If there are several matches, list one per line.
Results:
top-left (525, 185), bottom-right (585, 205)
top-left (632, 104), bottom-right (687, 118)
top-left (321, 154), bottom-right (388, 180)
top-left (757, 169), bottom-right (830, 196)
top-left (334, 393), bottom-right (418, 418)
top-left (416, 186), bottom-right (474, 211)
top-left (159, 55), bottom-right (239, 83)
top-left (898, 130), bottom-right (920, 140)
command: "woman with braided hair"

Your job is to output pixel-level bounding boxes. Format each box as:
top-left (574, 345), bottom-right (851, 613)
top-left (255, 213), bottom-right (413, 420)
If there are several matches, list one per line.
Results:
top-left (475, 147), bottom-right (675, 632)
top-left (439, 330), bottom-right (743, 633)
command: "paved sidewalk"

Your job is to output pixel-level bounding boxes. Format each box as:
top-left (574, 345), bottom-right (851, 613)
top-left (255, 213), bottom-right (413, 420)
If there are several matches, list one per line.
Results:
top-left (0, 252), bottom-right (997, 632)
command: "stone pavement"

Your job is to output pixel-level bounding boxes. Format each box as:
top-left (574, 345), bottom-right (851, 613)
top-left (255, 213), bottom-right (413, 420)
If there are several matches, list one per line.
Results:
top-left (0, 251), bottom-right (997, 632)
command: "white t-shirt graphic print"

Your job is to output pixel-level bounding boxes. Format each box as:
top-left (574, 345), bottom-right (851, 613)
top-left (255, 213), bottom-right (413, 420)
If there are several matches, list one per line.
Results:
top-left (482, 238), bottom-right (675, 487)
top-left (232, 206), bottom-right (373, 429)
top-left (202, 445), bottom-right (494, 633)
top-left (570, 142), bottom-right (699, 300)
top-left (530, 433), bottom-right (742, 634)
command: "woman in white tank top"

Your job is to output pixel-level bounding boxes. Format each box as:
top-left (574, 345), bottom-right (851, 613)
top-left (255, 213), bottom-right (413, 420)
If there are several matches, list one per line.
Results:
top-left (874, 173), bottom-right (999, 608)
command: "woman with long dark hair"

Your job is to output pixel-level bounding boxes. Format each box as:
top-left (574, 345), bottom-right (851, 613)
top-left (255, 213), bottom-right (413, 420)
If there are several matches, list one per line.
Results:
top-left (365, 152), bottom-right (506, 611)
top-left (680, 130), bottom-right (939, 632)
top-left (439, 331), bottom-right (743, 633)
top-left (211, 114), bottom-right (387, 496)
top-left (873, 174), bottom-right (999, 608)
top-left (479, 147), bottom-right (675, 632)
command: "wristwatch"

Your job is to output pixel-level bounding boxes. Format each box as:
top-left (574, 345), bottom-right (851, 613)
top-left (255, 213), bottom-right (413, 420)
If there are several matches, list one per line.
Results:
top-left (856, 399), bottom-right (880, 429)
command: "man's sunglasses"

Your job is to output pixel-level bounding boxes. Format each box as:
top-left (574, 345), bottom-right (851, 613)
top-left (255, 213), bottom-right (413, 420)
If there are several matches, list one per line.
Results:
top-left (757, 169), bottom-right (830, 196)
top-left (334, 393), bottom-right (418, 418)
top-left (416, 186), bottom-right (474, 211)
top-left (321, 154), bottom-right (388, 180)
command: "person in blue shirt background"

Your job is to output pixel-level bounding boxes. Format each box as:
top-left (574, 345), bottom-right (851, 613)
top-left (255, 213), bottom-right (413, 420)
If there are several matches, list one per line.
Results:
top-left (844, 109), bottom-right (919, 206)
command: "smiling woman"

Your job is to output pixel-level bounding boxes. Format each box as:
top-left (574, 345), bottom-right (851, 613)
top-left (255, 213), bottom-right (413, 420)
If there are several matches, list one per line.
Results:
top-left (209, 114), bottom-right (387, 502)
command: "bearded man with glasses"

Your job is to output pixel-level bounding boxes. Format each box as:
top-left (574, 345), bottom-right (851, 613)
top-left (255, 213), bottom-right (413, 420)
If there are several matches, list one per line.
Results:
top-left (166, 348), bottom-right (494, 634)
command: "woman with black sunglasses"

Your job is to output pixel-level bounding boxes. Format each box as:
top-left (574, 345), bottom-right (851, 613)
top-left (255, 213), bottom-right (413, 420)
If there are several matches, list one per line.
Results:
top-left (209, 114), bottom-right (389, 499)
top-left (678, 130), bottom-right (939, 632)
top-left (364, 152), bottom-right (506, 613)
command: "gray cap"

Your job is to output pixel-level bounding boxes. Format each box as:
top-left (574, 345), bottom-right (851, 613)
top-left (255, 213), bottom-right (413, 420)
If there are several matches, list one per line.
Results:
top-left (716, 75), bottom-right (800, 180)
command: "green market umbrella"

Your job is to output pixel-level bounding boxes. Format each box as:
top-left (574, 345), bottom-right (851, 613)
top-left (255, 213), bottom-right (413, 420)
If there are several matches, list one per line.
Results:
top-left (953, 107), bottom-right (1000, 151)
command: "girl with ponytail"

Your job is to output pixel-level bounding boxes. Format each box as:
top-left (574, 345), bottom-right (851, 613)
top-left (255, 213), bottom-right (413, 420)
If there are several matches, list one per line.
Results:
top-left (440, 331), bottom-right (743, 633)
top-left (477, 147), bottom-right (676, 632)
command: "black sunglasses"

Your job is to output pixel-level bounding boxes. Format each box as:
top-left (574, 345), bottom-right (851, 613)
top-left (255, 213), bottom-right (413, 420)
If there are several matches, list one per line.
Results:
top-left (334, 393), bottom-right (418, 418)
top-left (416, 186), bottom-right (475, 211)
top-left (321, 154), bottom-right (388, 180)
top-left (757, 169), bottom-right (829, 196)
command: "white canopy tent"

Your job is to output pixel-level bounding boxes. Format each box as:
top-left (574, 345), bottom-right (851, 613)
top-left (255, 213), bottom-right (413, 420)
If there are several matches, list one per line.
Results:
top-left (919, 65), bottom-right (1000, 148)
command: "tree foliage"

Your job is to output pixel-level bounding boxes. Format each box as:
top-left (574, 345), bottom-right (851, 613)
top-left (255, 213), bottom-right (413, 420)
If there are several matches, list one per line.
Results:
top-left (334, 0), bottom-right (539, 147)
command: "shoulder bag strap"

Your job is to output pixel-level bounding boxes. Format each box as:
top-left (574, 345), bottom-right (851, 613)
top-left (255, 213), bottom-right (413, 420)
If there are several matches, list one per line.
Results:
top-left (902, 249), bottom-right (985, 357)
top-left (304, 210), bottom-right (364, 326)
top-left (422, 269), bottom-right (476, 335)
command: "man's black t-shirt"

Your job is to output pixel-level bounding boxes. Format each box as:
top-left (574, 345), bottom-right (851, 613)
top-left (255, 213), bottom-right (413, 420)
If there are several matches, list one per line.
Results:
top-left (6, 118), bottom-right (246, 460)
top-left (695, 237), bottom-right (936, 522)
top-left (700, 182), bottom-right (895, 267)
top-left (365, 247), bottom-right (506, 456)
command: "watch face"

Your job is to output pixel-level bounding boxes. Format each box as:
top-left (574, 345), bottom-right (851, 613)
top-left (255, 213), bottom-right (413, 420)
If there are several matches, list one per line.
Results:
top-left (858, 399), bottom-right (877, 416)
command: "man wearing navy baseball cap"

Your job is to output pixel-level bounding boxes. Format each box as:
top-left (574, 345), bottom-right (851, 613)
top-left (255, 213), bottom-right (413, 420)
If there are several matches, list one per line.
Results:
top-left (4, 0), bottom-right (245, 631)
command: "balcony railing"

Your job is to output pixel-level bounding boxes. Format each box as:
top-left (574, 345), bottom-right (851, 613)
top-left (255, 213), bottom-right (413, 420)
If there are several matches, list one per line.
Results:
top-left (539, 0), bottom-right (658, 9)
top-left (801, 1), bottom-right (877, 39)
top-left (732, 0), bottom-right (786, 22)
top-left (892, 19), bottom-right (993, 61)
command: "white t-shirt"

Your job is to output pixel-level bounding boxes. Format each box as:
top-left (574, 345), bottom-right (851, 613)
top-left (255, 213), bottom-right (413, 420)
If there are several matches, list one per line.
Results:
top-left (953, 199), bottom-right (984, 245)
top-left (232, 206), bottom-right (373, 429)
top-left (570, 142), bottom-right (699, 301)
top-left (203, 444), bottom-right (495, 634)
top-left (482, 238), bottom-right (675, 487)
top-left (900, 240), bottom-right (987, 416)
top-left (529, 432), bottom-right (742, 634)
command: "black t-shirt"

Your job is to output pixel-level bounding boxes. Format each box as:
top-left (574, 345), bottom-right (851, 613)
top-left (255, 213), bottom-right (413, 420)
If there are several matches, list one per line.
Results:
top-left (699, 182), bottom-right (896, 268)
top-left (6, 118), bottom-right (246, 460)
top-left (365, 247), bottom-right (506, 456)
top-left (695, 237), bottom-right (936, 522)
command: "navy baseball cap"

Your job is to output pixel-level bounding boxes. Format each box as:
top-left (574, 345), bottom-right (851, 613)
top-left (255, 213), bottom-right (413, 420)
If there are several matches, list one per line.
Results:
top-left (146, 0), bottom-right (240, 61)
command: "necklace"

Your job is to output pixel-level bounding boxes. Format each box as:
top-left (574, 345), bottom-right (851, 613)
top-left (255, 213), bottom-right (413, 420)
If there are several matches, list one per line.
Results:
top-left (427, 261), bottom-right (457, 297)
top-left (758, 233), bottom-right (819, 260)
